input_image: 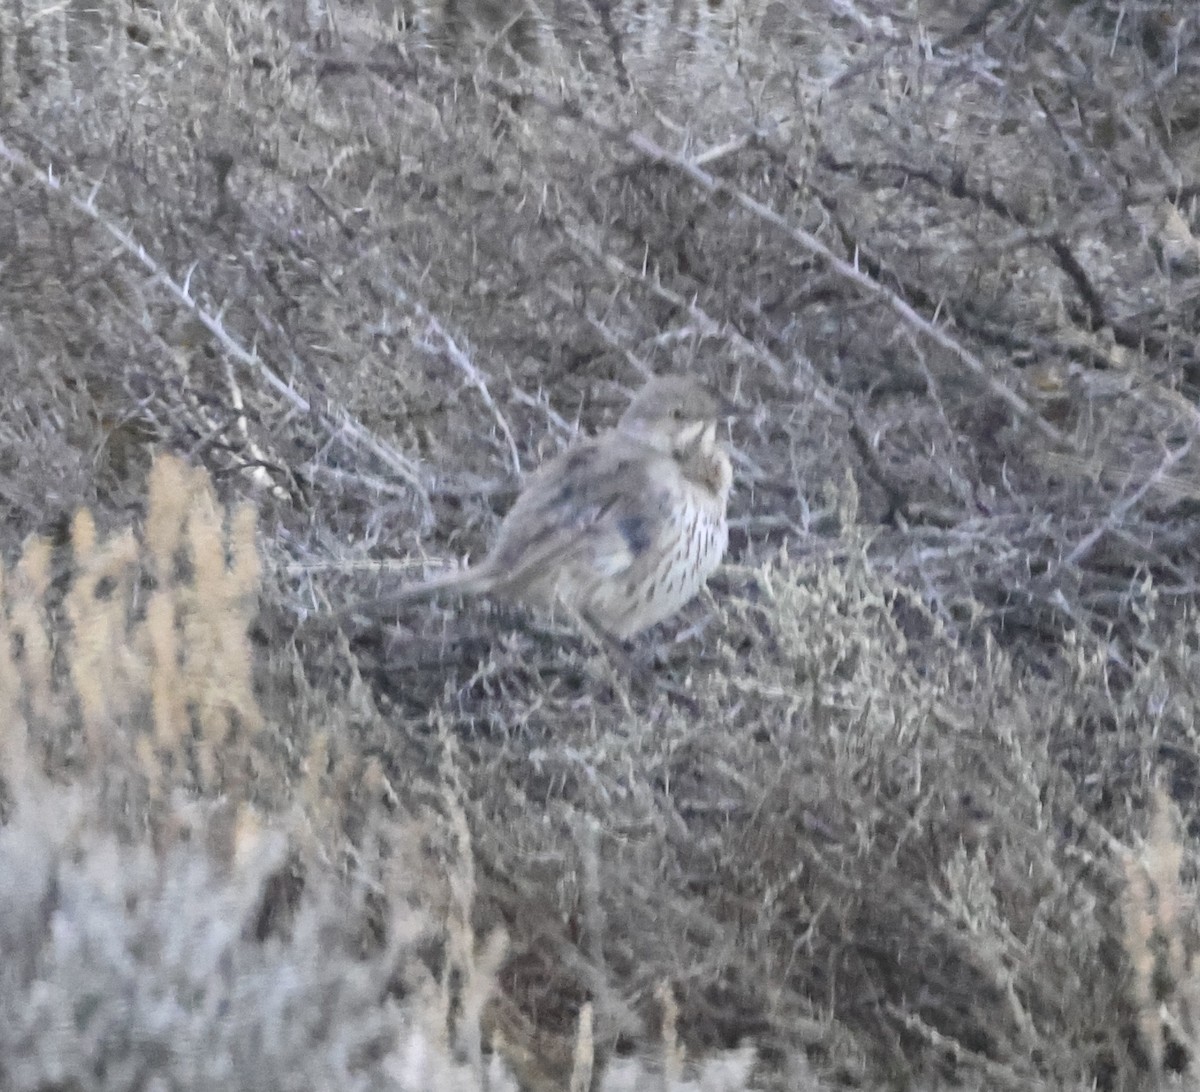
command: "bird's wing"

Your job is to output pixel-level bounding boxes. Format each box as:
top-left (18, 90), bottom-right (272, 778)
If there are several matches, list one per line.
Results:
top-left (482, 437), bottom-right (670, 594)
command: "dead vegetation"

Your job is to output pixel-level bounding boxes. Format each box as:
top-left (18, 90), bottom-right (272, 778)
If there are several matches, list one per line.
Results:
top-left (2, 0), bottom-right (1200, 1087)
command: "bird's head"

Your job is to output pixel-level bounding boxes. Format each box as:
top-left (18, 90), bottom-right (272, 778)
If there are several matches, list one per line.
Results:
top-left (617, 375), bottom-right (730, 456)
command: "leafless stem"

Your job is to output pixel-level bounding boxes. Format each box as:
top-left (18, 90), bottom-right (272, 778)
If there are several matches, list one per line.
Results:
top-left (414, 310), bottom-right (524, 477)
top-left (625, 130), bottom-right (1070, 448)
top-left (1064, 439), bottom-right (1193, 567)
top-left (0, 132), bottom-right (431, 509)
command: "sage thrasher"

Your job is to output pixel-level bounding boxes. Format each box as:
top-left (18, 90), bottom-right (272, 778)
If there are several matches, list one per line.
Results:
top-left (345, 375), bottom-right (733, 638)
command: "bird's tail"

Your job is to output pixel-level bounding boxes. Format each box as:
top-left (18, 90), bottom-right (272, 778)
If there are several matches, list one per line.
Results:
top-left (336, 563), bottom-right (498, 621)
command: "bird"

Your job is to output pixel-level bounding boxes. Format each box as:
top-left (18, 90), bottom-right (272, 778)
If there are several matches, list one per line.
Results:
top-left (343, 375), bottom-right (733, 639)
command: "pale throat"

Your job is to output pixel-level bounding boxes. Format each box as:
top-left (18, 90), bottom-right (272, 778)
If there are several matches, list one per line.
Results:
top-left (676, 427), bottom-right (731, 503)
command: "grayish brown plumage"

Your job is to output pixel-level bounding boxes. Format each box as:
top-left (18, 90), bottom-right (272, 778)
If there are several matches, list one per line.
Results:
top-left (345, 375), bottom-right (733, 638)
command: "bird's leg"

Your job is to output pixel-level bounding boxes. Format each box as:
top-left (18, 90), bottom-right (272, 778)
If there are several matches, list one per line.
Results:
top-left (574, 609), bottom-right (701, 716)
top-left (569, 607), bottom-right (637, 716)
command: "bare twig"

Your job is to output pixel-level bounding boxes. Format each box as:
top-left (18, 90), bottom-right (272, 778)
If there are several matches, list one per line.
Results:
top-left (0, 132), bottom-right (431, 510)
top-left (1064, 440), bottom-right (1193, 567)
top-left (510, 385), bottom-right (581, 439)
top-left (414, 310), bottom-right (524, 477)
top-left (625, 130), bottom-right (1070, 448)
top-left (362, 63), bottom-right (1063, 446)
top-left (559, 223), bottom-right (848, 416)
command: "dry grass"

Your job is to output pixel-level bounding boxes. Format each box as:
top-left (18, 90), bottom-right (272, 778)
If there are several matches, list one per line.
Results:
top-left (2, 0), bottom-right (1200, 1088)
top-left (1122, 787), bottom-right (1200, 1081)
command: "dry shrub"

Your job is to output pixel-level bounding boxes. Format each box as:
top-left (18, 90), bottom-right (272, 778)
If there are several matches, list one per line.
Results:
top-left (3, 0), bottom-right (1200, 1088)
top-left (0, 457), bottom-right (518, 1091)
top-left (0, 453), bottom-right (262, 809)
top-left (0, 453), bottom-right (770, 1090)
top-left (0, 777), bottom-right (528, 1092)
top-left (446, 549), bottom-right (1112, 1086)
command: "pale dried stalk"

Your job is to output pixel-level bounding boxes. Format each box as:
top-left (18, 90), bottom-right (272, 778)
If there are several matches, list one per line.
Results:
top-left (625, 130), bottom-right (1069, 448)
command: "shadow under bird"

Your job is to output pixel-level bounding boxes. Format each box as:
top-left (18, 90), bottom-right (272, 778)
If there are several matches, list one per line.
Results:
top-left (341, 375), bottom-right (734, 639)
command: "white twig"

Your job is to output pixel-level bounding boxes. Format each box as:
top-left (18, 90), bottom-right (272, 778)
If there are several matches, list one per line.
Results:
top-left (510, 385), bottom-right (578, 438)
top-left (0, 132), bottom-right (430, 508)
top-left (544, 281), bottom-right (655, 382)
top-left (1064, 439), bottom-right (1193, 567)
top-left (624, 130), bottom-right (1070, 447)
top-left (415, 311), bottom-right (523, 476)
top-left (690, 132), bottom-right (755, 168)
top-left (558, 225), bottom-right (847, 416)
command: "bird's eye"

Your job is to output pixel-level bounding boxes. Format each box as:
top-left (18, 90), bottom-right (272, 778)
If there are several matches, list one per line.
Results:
top-left (671, 407), bottom-right (684, 420)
